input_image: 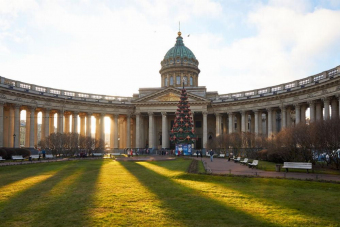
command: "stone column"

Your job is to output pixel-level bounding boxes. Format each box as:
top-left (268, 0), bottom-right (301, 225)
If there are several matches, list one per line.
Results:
top-left (34, 111), bottom-right (38, 146)
top-left (64, 114), bottom-right (70, 133)
top-left (100, 113), bottom-right (105, 144)
top-left (309, 101), bottom-right (316, 123)
top-left (281, 106), bottom-right (287, 129)
top-left (267, 108), bottom-right (272, 137)
top-left (44, 108), bottom-right (50, 138)
top-left (323, 97), bottom-right (330, 120)
top-left (73, 112), bottom-right (79, 134)
top-left (203, 111), bottom-right (208, 149)
top-left (254, 110), bottom-right (259, 134)
top-left (148, 112), bottom-right (154, 149)
top-left (300, 105), bottom-right (307, 124)
top-left (58, 110), bottom-right (64, 134)
top-left (25, 108), bottom-right (31, 146)
top-left (14, 105), bottom-right (20, 148)
top-left (114, 114), bottom-right (118, 149)
top-left (215, 113), bottom-right (221, 137)
top-left (241, 111), bottom-right (246, 132)
top-left (8, 106), bottom-right (14, 147)
top-left (80, 114), bottom-right (85, 137)
top-left (126, 114), bottom-right (131, 148)
top-left (135, 113), bottom-right (140, 148)
top-left (161, 112), bottom-right (168, 149)
top-left (258, 111), bottom-right (263, 135)
top-left (29, 107), bottom-right (36, 148)
top-left (0, 102), bottom-right (4, 147)
top-left (316, 102), bottom-right (322, 121)
top-left (250, 114), bottom-right (255, 133)
top-left (228, 112), bottom-right (233, 134)
top-left (86, 113), bottom-right (92, 138)
top-left (331, 99), bottom-right (338, 119)
top-left (49, 111), bottom-right (54, 134)
top-left (295, 104), bottom-right (300, 125)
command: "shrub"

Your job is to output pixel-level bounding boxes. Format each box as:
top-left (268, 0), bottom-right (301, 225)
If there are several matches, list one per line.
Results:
top-left (0, 148), bottom-right (31, 159)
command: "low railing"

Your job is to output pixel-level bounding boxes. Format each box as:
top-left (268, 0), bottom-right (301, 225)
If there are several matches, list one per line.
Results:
top-left (0, 76), bottom-right (133, 103)
top-left (216, 66), bottom-right (340, 101)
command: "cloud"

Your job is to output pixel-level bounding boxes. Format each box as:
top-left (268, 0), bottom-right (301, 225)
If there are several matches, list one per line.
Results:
top-left (195, 2), bottom-right (340, 94)
top-left (0, 0), bottom-right (339, 98)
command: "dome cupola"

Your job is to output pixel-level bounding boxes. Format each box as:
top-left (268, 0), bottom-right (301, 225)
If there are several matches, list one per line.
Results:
top-left (160, 32), bottom-right (200, 88)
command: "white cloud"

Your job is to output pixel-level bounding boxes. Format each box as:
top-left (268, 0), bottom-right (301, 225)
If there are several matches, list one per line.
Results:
top-left (0, 0), bottom-right (339, 98)
top-left (195, 3), bottom-right (340, 94)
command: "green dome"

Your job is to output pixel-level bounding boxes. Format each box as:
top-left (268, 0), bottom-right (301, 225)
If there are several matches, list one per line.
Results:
top-left (164, 35), bottom-right (196, 61)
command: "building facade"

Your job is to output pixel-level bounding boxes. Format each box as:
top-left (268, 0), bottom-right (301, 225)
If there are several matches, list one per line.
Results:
top-left (1, 32), bottom-right (340, 150)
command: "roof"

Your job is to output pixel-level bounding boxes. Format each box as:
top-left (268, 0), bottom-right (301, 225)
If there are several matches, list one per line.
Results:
top-left (163, 32), bottom-right (196, 61)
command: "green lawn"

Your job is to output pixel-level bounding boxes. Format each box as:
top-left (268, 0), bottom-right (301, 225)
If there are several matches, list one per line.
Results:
top-left (256, 160), bottom-right (340, 175)
top-left (1, 159), bottom-right (340, 226)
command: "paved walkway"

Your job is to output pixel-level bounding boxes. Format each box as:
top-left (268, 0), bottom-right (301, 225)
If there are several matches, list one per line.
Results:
top-left (193, 156), bottom-right (340, 182)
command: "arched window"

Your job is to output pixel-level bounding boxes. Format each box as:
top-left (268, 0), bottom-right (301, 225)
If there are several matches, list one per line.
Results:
top-left (183, 76), bottom-right (187, 85)
top-left (164, 77), bottom-right (168, 86)
top-left (170, 77), bottom-right (173, 85)
top-left (190, 77), bottom-right (193, 86)
top-left (176, 76), bottom-right (181, 85)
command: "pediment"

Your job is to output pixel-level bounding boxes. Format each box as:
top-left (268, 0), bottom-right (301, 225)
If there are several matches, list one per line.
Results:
top-left (133, 87), bottom-right (210, 104)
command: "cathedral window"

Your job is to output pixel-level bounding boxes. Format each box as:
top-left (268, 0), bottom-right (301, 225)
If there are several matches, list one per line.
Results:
top-left (183, 76), bottom-right (187, 85)
top-left (164, 77), bottom-right (168, 86)
top-left (176, 76), bottom-right (181, 85)
top-left (170, 77), bottom-right (173, 85)
top-left (190, 77), bottom-right (193, 86)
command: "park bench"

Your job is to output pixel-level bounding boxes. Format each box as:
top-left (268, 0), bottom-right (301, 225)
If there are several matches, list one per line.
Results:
top-left (219, 154), bottom-right (225, 158)
top-left (30, 155), bottom-right (40, 160)
top-left (240, 158), bottom-right (248, 165)
top-left (45, 154), bottom-right (54, 159)
top-left (248, 160), bottom-right (258, 168)
top-left (234, 157), bottom-right (241, 163)
top-left (0, 156), bottom-right (5, 161)
top-left (282, 162), bottom-right (312, 173)
top-left (12, 155), bottom-right (25, 161)
top-left (92, 153), bottom-right (104, 157)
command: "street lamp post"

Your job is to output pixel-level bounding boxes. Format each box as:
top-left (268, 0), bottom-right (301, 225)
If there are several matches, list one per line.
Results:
top-left (13, 134), bottom-right (16, 148)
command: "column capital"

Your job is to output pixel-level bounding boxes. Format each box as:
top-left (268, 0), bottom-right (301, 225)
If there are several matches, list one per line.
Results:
top-left (161, 112), bottom-right (167, 116)
top-left (134, 111), bottom-right (141, 116)
top-left (0, 101), bottom-right (5, 105)
top-left (87, 112), bottom-right (93, 116)
top-left (126, 113), bottom-right (131, 118)
top-left (14, 104), bottom-right (21, 109)
top-left (227, 112), bottom-right (234, 115)
top-left (148, 112), bottom-right (154, 116)
top-left (202, 111), bottom-right (208, 116)
top-left (29, 106), bottom-right (36, 112)
top-left (294, 103), bottom-right (300, 107)
top-left (266, 107), bottom-right (273, 112)
top-left (322, 96), bottom-right (331, 102)
top-left (73, 111), bottom-right (79, 115)
top-left (308, 100), bottom-right (316, 105)
top-left (214, 112), bottom-right (221, 117)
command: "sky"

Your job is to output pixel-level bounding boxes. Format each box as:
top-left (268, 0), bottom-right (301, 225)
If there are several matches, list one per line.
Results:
top-left (1, 0), bottom-right (340, 97)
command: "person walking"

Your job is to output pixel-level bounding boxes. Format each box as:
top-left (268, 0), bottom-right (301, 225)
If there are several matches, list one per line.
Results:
top-left (209, 149), bottom-right (214, 162)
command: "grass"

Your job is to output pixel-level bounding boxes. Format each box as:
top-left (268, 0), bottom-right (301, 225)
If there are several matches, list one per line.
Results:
top-left (1, 159), bottom-right (340, 226)
top-left (257, 160), bottom-right (340, 175)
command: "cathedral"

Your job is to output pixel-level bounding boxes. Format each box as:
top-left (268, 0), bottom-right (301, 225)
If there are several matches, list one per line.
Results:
top-left (0, 31), bottom-right (340, 151)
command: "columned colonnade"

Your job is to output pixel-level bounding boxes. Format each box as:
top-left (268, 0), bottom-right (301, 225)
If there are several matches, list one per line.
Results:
top-left (0, 103), bottom-right (135, 149)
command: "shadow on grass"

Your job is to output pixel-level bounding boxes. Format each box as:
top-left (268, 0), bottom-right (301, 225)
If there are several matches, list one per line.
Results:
top-left (0, 160), bottom-right (104, 226)
top-left (174, 170), bottom-right (340, 226)
top-left (0, 161), bottom-right (71, 188)
top-left (121, 161), bottom-right (279, 227)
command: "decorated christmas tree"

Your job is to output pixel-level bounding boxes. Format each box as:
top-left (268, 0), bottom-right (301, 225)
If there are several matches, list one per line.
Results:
top-left (170, 82), bottom-right (197, 155)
